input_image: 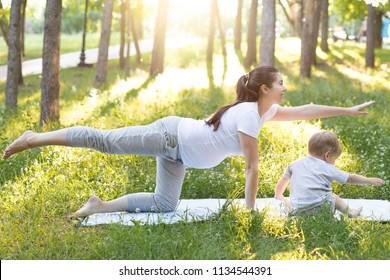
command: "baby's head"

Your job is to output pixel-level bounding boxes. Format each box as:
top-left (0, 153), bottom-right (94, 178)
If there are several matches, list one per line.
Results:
top-left (308, 130), bottom-right (342, 164)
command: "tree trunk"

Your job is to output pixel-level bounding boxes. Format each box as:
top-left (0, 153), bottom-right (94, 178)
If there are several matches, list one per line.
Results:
top-left (234, 0), bottom-right (243, 51)
top-left (374, 10), bottom-right (382, 49)
top-left (149, 0), bottom-right (169, 77)
top-left (215, 0), bottom-right (226, 57)
top-left (94, 0), bottom-right (114, 87)
top-left (130, 8), bottom-right (141, 63)
top-left (18, 0), bottom-right (26, 85)
top-left (40, 0), bottom-right (62, 125)
top-left (244, 0), bottom-right (258, 68)
top-left (260, 0), bottom-right (275, 66)
top-left (310, 0), bottom-right (321, 66)
top-left (365, 4), bottom-right (375, 68)
top-left (206, 0), bottom-right (217, 62)
top-left (320, 0), bottom-right (329, 53)
top-left (300, 0), bottom-right (315, 78)
top-left (5, 0), bottom-right (22, 109)
top-left (119, 0), bottom-right (126, 69)
top-left (20, 0), bottom-right (26, 57)
top-left (135, 15), bottom-right (143, 40)
top-left (279, 0), bottom-right (302, 37)
top-left (0, 0), bottom-right (9, 46)
top-left (125, 0), bottom-right (131, 78)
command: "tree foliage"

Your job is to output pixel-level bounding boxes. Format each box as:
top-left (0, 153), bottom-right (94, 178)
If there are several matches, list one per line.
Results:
top-left (331, 0), bottom-right (390, 23)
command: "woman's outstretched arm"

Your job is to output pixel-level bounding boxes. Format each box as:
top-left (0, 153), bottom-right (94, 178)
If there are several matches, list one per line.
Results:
top-left (239, 132), bottom-right (259, 210)
top-left (270, 101), bottom-right (375, 121)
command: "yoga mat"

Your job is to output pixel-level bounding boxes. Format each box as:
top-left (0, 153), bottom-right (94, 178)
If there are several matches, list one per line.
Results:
top-left (80, 198), bottom-right (390, 226)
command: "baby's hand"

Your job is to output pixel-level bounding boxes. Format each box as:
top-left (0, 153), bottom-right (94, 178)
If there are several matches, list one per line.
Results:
top-left (283, 197), bottom-right (292, 211)
top-left (368, 177), bottom-right (385, 186)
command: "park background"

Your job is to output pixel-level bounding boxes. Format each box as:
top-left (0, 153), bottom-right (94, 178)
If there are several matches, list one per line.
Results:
top-left (0, 0), bottom-right (389, 260)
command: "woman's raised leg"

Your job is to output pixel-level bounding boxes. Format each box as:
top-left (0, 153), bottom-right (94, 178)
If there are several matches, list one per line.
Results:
top-left (3, 129), bottom-right (68, 160)
top-left (3, 121), bottom-right (163, 160)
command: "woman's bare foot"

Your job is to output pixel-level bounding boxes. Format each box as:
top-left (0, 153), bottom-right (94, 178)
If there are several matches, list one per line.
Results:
top-left (2, 130), bottom-right (35, 160)
top-left (68, 196), bottom-right (103, 219)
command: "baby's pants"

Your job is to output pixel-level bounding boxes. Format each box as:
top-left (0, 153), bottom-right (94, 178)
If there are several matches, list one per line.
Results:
top-left (66, 116), bottom-right (186, 212)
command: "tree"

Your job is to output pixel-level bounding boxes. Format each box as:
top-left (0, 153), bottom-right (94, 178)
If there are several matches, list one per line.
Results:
top-left (40, 0), bottom-right (62, 125)
top-left (130, 6), bottom-right (141, 63)
top-left (215, 0), bottom-right (226, 57)
top-left (234, 0), bottom-right (243, 51)
top-left (310, 0), bottom-right (321, 66)
top-left (206, 0), bottom-right (219, 63)
top-left (94, 0), bottom-right (114, 87)
top-left (365, 4), bottom-right (375, 68)
top-left (332, 0), bottom-right (390, 68)
top-left (5, 0), bottom-right (23, 109)
top-left (132, 0), bottom-right (145, 42)
top-left (300, 0), bottom-right (316, 78)
top-left (260, 0), bottom-right (276, 66)
top-left (279, 0), bottom-right (302, 37)
top-left (119, 0), bottom-right (142, 66)
top-left (244, 0), bottom-right (258, 68)
top-left (20, 0), bottom-right (26, 58)
top-left (374, 9), bottom-right (383, 48)
top-left (149, 0), bottom-right (169, 77)
top-left (119, 0), bottom-right (128, 69)
top-left (124, 0), bottom-right (131, 77)
top-left (320, 0), bottom-right (330, 53)
top-left (206, 0), bottom-right (217, 88)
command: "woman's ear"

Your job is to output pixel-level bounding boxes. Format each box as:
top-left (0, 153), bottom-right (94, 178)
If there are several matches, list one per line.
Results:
top-left (260, 84), bottom-right (268, 94)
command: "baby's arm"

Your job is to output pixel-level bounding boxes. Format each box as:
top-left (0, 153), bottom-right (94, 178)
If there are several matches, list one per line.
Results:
top-left (275, 177), bottom-right (292, 210)
top-left (275, 177), bottom-right (290, 200)
top-left (347, 174), bottom-right (385, 186)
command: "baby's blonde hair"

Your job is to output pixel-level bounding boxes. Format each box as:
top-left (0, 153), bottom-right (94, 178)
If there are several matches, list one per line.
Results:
top-left (308, 130), bottom-right (342, 157)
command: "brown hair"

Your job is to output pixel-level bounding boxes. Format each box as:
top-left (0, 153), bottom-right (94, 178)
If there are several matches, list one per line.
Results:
top-left (205, 66), bottom-right (279, 131)
top-left (308, 130), bottom-right (342, 157)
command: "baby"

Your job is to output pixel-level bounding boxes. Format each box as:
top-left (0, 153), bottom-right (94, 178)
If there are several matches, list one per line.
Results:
top-left (274, 130), bottom-right (385, 217)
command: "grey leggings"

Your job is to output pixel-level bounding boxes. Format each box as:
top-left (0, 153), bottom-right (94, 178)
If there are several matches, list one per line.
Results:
top-left (66, 116), bottom-right (186, 212)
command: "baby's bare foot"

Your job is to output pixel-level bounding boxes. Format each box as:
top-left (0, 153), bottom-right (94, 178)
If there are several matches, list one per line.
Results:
top-left (68, 196), bottom-right (103, 219)
top-left (3, 130), bottom-right (35, 160)
top-left (348, 206), bottom-right (363, 217)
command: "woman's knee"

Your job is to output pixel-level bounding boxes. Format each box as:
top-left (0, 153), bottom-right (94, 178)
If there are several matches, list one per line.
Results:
top-left (154, 195), bottom-right (178, 212)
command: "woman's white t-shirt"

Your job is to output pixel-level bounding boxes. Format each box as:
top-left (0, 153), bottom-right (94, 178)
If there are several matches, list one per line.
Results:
top-left (178, 102), bottom-right (279, 168)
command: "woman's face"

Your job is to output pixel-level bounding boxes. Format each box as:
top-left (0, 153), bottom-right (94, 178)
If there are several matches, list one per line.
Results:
top-left (267, 73), bottom-right (287, 104)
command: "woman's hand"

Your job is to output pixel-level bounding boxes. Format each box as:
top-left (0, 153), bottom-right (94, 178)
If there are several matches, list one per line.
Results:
top-left (346, 101), bottom-right (375, 116)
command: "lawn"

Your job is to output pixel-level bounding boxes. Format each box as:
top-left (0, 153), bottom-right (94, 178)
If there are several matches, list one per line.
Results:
top-left (0, 37), bottom-right (389, 260)
top-left (0, 32), bottom-right (121, 65)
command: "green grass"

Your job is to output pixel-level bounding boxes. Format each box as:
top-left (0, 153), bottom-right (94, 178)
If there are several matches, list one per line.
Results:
top-left (0, 38), bottom-right (389, 260)
top-left (0, 32), bottom-right (121, 65)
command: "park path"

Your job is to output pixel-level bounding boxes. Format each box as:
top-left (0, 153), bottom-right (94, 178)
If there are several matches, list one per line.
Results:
top-left (0, 37), bottom-right (200, 81)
